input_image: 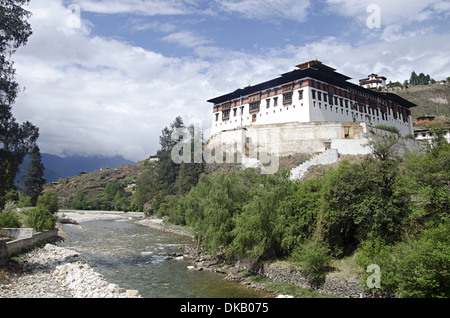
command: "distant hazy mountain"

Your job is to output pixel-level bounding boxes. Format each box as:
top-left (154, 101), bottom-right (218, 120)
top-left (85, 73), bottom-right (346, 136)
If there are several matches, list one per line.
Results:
top-left (17, 154), bottom-right (136, 186)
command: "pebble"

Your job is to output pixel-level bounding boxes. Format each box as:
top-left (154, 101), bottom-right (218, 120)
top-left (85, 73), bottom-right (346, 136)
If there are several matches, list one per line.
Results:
top-left (0, 244), bottom-right (141, 298)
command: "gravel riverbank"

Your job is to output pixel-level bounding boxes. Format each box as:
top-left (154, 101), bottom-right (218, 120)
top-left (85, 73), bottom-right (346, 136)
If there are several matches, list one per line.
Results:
top-left (0, 243), bottom-right (140, 298)
top-left (0, 211), bottom-right (146, 298)
top-left (0, 211), bottom-right (286, 298)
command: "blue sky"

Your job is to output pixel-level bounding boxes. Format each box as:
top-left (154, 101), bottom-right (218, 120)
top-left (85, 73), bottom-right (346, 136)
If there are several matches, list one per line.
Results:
top-left (12, 0), bottom-right (450, 161)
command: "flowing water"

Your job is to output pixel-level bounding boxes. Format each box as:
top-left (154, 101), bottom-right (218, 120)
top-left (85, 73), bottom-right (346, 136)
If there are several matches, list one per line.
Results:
top-left (60, 218), bottom-right (271, 298)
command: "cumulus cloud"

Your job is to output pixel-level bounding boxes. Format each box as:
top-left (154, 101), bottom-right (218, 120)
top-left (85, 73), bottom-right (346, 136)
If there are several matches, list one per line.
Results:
top-left (13, 0), bottom-right (216, 161)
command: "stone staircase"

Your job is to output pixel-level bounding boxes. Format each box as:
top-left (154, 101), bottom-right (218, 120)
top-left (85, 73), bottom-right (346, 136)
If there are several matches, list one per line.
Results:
top-left (289, 149), bottom-right (339, 181)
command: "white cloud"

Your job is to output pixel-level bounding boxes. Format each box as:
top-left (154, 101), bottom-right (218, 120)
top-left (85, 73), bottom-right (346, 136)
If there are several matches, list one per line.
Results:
top-left (162, 31), bottom-right (213, 48)
top-left (213, 0), bottom-right (312, 23)
top-left (275, 34), bottom-right (450, 84)
top-left (324, 0), bottom-right (450, 30)
top-left (13, 0), bottom-right (216, 161)
top-left (10, 0), bottom-right (450, 162)
top-left (75, 0), bottom-right (194, 15)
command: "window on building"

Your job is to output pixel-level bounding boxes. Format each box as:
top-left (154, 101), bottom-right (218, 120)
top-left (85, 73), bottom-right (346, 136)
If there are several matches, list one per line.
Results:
top-left (266, 99), bottom-right (270, 108)
top-left (233, 108), bottom-right (237, 117)
top-left (221, 102), bottom-right (231, 111)
top-left (215, 113), bottom-right (219, 122)
top-left (282, 83), bottom-right (294, 93)
top-left (283, 92), bottom-right (293, 105)
top-left (274, 97), bottom-right (278, 106)
top-left (222, 110), bottom-right (230, 121)
top-left (317, 91), bottom-right (322, 101)
top-left (249, 101), bottom-right (260, 113)
top-left (298, 90), bottom-right (303, 100)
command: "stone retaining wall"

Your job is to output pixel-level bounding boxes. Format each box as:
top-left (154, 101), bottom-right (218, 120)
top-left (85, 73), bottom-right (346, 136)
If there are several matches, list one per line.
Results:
top-left (0, 228), bottom-right (59, 266)
top-left (254, 262), bottom-right (364, 298)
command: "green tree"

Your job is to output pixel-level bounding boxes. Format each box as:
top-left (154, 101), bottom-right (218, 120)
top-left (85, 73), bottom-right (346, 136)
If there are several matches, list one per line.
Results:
top-left (37, 191), bottom-right (58, 214)
top-left (230, 172), bottom-right (291, 260)
top-left (135, 164), bottom-right (159, 212)
top-left (23, 145), bottom-right (46, 206)
top-left (356, 222), bottom-right (450, 298)
top-left (156, 116), bottom-right (185, 196)
top-left (25, 205), bottom-right (56, 232)
top-left (400, 139), bottom-right (450, 228)
top-left (409, 71), bottom-right (417, 85)
top-left (320, 137), bottom-right (410, 254)
top-left (0, 0), bottom-right (38, 209)
top-left (0, 201), bottom-right (21, 227)
top-left (72, 189), bottom-right (87, 210)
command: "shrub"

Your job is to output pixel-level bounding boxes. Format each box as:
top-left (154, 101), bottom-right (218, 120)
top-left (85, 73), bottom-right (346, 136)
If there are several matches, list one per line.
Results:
top-left (0, 212), bottom-right (21, 228)
top-left (1, 201), bottom-right (18, 214)
top-left (292, 239), bottom-right (332, 280)
top-left (356, 222), bottom-right (450, 298)
top-left (25, 206), bottom-right (56, 232)
top-left (37, 192), bottom-right (59, 214)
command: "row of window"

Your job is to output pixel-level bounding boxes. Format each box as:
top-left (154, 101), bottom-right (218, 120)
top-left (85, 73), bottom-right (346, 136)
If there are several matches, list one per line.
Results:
top-left (215, 90), bottom-right (304, 122)
top-left (215, 87), bottom-right (409, 125)
top-left (311, 89), bottom-right (409, 123)
top-left (214, 104), bottom-right (300, 126)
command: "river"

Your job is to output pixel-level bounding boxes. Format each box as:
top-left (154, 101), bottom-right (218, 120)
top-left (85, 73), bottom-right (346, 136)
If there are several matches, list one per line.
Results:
top-left (59, 215), bottom-right (272, 298)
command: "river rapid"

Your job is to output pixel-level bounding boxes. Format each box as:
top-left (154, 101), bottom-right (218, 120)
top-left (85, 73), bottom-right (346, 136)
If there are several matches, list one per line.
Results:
top-left (59, 211), bottom-right (271, 298)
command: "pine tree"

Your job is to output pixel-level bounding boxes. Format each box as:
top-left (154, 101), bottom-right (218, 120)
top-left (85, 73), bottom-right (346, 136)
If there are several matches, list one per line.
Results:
top-left (23, 145), bottom-right (46, 206)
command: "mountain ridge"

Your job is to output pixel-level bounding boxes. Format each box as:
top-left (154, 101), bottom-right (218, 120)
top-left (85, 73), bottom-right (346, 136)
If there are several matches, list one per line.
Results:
top-left (17, 153), bottom-right (136, 186)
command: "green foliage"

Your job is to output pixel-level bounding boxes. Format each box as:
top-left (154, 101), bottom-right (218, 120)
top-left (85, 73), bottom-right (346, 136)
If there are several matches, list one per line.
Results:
top-left (135, 165), bottom-right (158, 212)
top-left (0, 211), bottom-right (21, 228)
top-left (71, 181), bottom-right (136, 212)
top-left (132, 117), bottom-right (449, 297)
top-left (356, 222), bottom-right (450, 298)
top-left (291, 239), bottom-right (332, 279)
top-left (133, 117), bottom-right (204, 217)
top-left (25, 206), bottom-right (56, 232)
top-left (373, 125), bottom-right (400, 134)
top-left (17, 192), bottom-right (32, 208)
top-left (409, 71), bottom-right (434, 86)
top-left (183, 171), bottom-right (258, 253)
top-left (0, 201), bottom-right (21, 228)
top-left (156, 194), bottom-right (178, 219)
top-left (0, 0), bottom-right (38, 210)
top-left (399, 136), bottom-right (449, 229)
top-left (1, 200), bottom-right (18, 214)
top-left (23, 145), bottom-right (46, 206)
top-left (37, 191), bottom-right (59, 214)
top-left (72, 190), bottom-right (87, 210)
top-left (230, 172), bottom-right (290, 259)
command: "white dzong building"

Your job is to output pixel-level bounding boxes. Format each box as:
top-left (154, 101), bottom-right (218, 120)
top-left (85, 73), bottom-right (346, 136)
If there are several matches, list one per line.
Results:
top-left (359, 73), bottom-right (387, 90)
top-left (206, 60), bottom-right (417, 160)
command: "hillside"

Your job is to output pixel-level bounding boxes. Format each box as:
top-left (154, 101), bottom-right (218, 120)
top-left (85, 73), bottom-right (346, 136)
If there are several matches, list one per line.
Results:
top-left (17, 154), bottom-right (136, 189)
top-left (45, 162), bottom-right (147, 209)
top-left (390, 83), bottom-right (450, 120)
top-left (41, 154), bottom-right (136, 182)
